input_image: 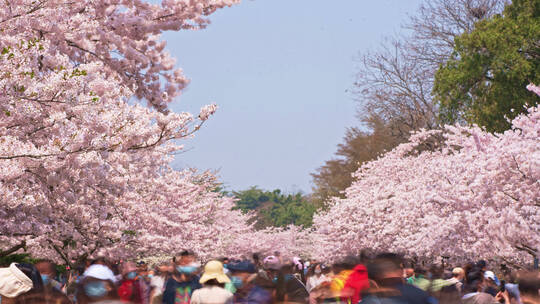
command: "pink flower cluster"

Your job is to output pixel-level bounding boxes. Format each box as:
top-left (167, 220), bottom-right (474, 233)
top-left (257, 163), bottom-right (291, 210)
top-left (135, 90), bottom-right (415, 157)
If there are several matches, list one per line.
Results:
top-left (311, 86), bottom-right (540, 263)
top-left (230, 90), bottom-right (540, 263)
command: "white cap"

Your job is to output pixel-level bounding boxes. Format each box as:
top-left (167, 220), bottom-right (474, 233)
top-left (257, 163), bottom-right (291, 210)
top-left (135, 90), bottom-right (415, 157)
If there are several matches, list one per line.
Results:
top-left (484, 271), bottom-right (496, 281)
top-left (83, 264), bottom-right (117, 283)
top-left (0, 263), bottom-right (33, 298)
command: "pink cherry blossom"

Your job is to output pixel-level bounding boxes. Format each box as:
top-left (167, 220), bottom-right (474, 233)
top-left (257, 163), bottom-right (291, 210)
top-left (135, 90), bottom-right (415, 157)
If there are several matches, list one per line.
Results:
top-left (0, 0), bottom-right (252, 264)
top-left (312, 96), bottom-right (540, 263)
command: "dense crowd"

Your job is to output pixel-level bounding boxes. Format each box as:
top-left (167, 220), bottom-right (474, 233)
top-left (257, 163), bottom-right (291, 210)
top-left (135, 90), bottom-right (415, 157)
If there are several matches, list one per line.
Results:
top-left (1, 251), bottom-right (539, 304)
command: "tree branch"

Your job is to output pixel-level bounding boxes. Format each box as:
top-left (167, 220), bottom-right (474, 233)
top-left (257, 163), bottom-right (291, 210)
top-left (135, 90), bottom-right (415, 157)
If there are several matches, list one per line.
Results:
top-left (48, 240), bottom-right (71, 267)
top-left (0, 240), bottom-right (27, 257)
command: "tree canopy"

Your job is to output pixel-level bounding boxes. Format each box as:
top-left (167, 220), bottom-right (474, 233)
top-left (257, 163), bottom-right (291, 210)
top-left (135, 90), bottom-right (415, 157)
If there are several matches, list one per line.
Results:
top-left (312, 86), bottom-right (540, 262)
top-left (435, 0), bottom-right (540, 132)
top-left (232, 187), bottom-right (316, 229)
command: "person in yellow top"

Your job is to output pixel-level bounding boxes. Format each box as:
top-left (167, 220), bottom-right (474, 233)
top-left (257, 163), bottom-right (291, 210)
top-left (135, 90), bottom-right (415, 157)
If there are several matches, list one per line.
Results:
top-left (329, 259), bottom-right (355, 303)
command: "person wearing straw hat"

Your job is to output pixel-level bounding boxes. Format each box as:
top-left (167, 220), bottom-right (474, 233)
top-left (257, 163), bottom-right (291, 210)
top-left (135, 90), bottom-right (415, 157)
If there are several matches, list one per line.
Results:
top-left (190, 260), bottom-right (233, 304)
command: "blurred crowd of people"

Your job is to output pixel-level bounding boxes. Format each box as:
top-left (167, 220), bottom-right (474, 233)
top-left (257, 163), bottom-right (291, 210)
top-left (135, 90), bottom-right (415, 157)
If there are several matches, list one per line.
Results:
top-left (1, 250), bottom-right (539, 304)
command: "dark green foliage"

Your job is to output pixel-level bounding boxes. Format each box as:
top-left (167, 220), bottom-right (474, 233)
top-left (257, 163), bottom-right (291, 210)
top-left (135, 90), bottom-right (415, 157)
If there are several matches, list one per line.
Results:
top-left (0, 254), bottom-right (68, 274)
top-left (232, 187), bottom-right (316, 229)
top-left (0, 253), bottom-right (36, 267)
top-left (434, 0), bottom-right (540, 132)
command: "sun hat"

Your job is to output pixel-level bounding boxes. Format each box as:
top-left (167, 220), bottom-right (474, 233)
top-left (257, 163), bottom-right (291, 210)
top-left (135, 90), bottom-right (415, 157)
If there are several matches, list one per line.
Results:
top-left (227, 261), bottom-right (256, 274)
top-left (0, 263), bottom-right (33, 298)
top-left (83, 264), bottom-right (118, 283)
top-left (263, 255), bottom-right (281, 270)
top-left (199, 261), bottom-right (230, 284)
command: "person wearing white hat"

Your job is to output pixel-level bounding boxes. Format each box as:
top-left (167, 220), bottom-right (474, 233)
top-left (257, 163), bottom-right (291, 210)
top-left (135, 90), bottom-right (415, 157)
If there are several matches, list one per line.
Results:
top-left (83, 264), bottom-right (118, 284)
top-left (190, 261), bottom-right (233, 304)
top-left (0, 263), bottom-right (33, 299)
top-left (77, 264), bottom-right (123, 304)
top-left (1, 263), bottom-right (71, 304)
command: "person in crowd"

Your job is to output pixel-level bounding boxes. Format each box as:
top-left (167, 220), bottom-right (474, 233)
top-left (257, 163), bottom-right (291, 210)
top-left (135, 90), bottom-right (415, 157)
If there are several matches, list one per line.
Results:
top-left (327, 262), bottom-right (347, 302)
top-left (66, 262), bottom-right (87, 299)
top-left (137, 261), bottom-right (149, 276)
top-left (408, 267), bottom-right (430, 291)
top-left (462, 267), bottom-right (508, 304)
top-left (3, 250), bottom-right (539, 304)
top-left (517, 271), bottom-right (540, 304)
top-left (306, 263), bottom-right (328, 293)
top-left (260, 255), bottom-right (281, 283)
top-left (34, 259), bottom-right (64, 293)
top-left (477, 260), bottom-right (501, 286)
top-left (483, 271), bottom-right (499, 297)
top-left (405, 267), bottom-right (417, 285)
top-left (501, 270), bottom-right (521, 304)
top-left (190, 260), bottom-right (233, 304)
top-left (83, 263), bottom-right (118, 284)
top-left (463, 262), bottom-right (476, 281)
top-left (275, 263), bottom-right (309, 303)
top-left (16, 263), bottom-right (45, 291)
top-left (21, 262), bottom-right (72, 303)
top-left (328, 257), bottom-right (356, 303)
top-left (427, 264), bottom-right (460, 304)
top-left (0, 263), bottom-right (35, 304)
top-left (162, 250), bottom-right (202, 304)
top-left (292, 257), bottom-right (307, 284)
top-left (404, 268), bottom-right (415, 282)
top-left (172, 250), bottom-right (197, 268)
top-left (446, 267), bottom-right (465, 294)
top-left (476, 260), bottom-right (487, 272)
top-left (252, 253), bottom-right (262, 271)
top-left (136, 261), bottom-right (152, 304)
top-left (361, 253), bottom-right (432, 304)
top-left (76, 263), bottom-right (122, 304)
top-left (118, 261), bottom-right (145, 303)
top-left (137, 261), bottom-right (152, 284)
top-left (229, 260), bottom-right (273, 304)
top-left (219, 258), bottom-right (231, 276)
top-left (149, 263), bottom-right (168, 304)
top-left (2, 262), bottom-right (71, 304)
top-left (343, 262), bottom-right (370, 304)
top-left (307, 263), bottom-right (333, 304)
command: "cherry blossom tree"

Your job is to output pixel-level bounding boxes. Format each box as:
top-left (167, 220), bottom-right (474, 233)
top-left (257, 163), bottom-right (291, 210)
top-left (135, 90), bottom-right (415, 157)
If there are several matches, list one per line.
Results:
top-left (312, 85), bottom-right (540, 264)
top-left (0, 0), bottom-right (253, 265)
top-left (1, 0), bottom-right (238, 112)
top-left (233, 225), bottom-right (315, 260)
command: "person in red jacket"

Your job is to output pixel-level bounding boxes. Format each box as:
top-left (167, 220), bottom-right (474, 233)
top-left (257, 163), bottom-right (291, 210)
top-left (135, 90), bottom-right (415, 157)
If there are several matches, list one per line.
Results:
top-left (117, 261), bottom-right (144, 303)
top-left (342, 263), bottom-right (369, 304)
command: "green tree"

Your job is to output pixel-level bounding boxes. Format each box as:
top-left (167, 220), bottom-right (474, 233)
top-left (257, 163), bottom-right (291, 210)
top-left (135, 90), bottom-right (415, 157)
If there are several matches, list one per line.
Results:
top-left (232, 187), bottom-right (316, 229)
top-left (434, 0), bottom-right (540, 132)
top-left (232, 186), bottom-right (270, 211)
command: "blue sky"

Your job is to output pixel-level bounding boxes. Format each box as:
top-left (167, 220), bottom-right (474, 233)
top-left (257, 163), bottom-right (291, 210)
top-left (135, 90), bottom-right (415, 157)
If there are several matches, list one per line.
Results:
top-left (165, 0), bottom-right (423, 193)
